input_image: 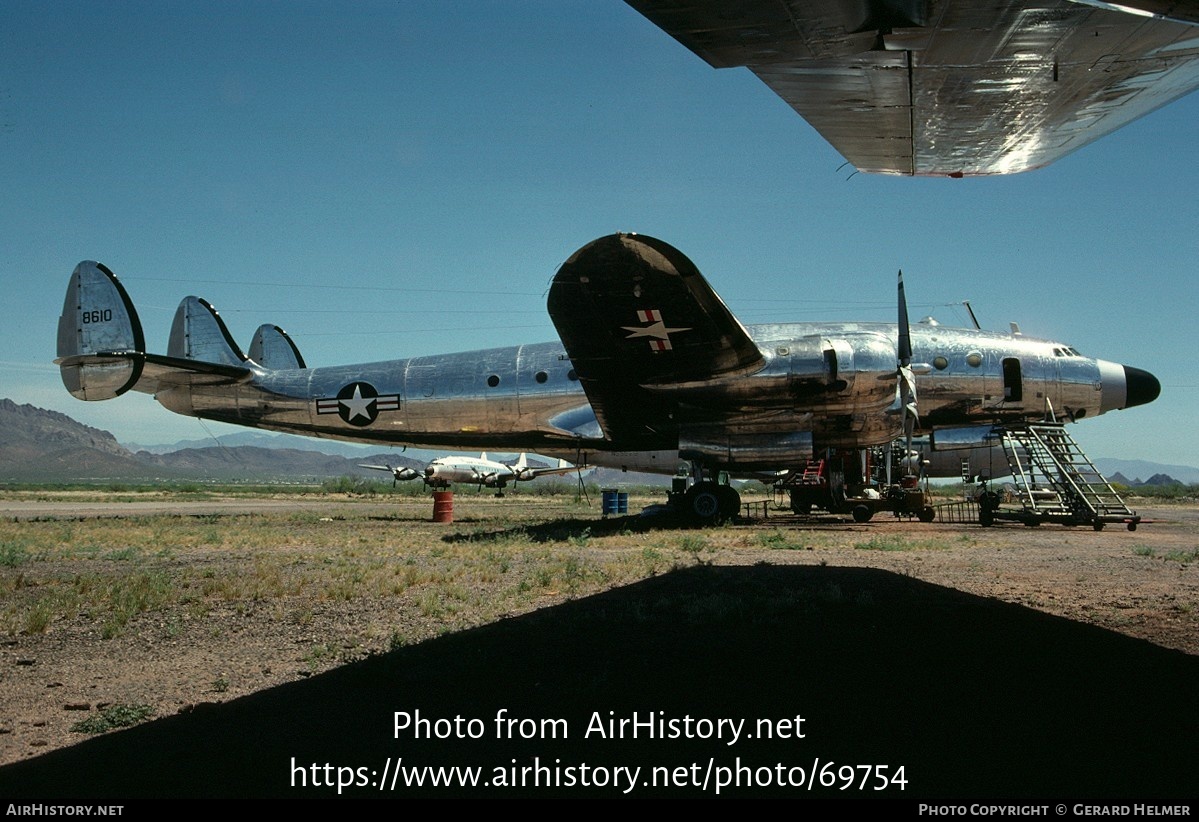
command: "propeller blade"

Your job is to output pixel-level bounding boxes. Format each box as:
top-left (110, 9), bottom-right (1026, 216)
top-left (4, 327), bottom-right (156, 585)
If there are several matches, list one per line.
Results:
top-left (896, 270), bottom-right (920, 472)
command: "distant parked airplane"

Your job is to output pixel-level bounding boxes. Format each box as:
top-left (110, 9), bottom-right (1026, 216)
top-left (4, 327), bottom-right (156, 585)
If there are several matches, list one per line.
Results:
top-left (359, 452), bottom-right (579, 496)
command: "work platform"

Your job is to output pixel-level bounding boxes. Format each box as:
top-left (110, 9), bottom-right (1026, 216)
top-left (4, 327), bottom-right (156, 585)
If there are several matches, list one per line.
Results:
top-left (980, 423), bottom-right (1140, 531)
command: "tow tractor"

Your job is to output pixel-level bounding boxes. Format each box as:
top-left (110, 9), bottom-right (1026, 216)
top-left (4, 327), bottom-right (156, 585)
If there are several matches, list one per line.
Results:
top-left (776, 444), bottom-right (935, 523)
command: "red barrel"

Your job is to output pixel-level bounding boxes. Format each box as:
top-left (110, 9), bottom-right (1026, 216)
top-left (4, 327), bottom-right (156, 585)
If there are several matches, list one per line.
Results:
top-left (432, 490), bottom-right (454, 523)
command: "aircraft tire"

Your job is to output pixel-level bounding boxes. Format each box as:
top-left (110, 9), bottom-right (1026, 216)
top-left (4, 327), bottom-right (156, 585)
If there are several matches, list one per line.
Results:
top-left (716, 485), bottom-right (741, 520)
top-left (852, 504), bottom-right (873, 523)
top-left (918, 506), bottom-right (935, 523)
top-left (684, 483), bottom-right (722, 524)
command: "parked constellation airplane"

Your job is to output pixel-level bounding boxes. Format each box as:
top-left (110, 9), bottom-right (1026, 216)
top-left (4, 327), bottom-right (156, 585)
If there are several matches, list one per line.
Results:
top-left (359, 452), bottom-right (579, 495)
top-left (56, 233), bottom-right (1158, 521)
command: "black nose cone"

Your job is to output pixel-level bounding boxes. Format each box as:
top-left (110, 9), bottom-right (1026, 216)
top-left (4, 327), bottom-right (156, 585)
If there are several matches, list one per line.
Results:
top-left (1124, 366), bottom-right (1161, 408)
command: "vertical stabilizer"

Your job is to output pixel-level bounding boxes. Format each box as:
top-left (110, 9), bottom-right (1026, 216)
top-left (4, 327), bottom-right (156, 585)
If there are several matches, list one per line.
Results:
top-left (56, 261), bottom-right (146, 400)
top-left (248, 324), bottom-right (306, 369)
top-left (168, 297), bottom-right (247, 366)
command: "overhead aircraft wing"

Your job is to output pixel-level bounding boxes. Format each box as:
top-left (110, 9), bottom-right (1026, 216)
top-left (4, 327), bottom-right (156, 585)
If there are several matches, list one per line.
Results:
top-left (548, 233), bottom-right (765, 447)
top-left (626, 0), bottom-right (1199, 176)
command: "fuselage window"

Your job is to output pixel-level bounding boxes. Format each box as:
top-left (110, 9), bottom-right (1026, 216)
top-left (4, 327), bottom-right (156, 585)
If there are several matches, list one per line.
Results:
top-left (534, 371), bottom-right (548, 384)
top-left (933, 356), bottom-right (948, 370)
top-left (487, 374), bottom-right (500, 388)
top-left (567, 370), bottom-right (578, 381)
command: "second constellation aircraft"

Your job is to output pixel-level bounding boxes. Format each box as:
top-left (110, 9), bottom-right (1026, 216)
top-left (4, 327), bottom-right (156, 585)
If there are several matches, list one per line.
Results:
top-left (359, 452), bottom-right (579, 495)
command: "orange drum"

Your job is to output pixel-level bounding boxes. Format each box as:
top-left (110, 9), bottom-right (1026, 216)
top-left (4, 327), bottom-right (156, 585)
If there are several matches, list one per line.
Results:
top-left (432, 490), bottom-right (454, 523)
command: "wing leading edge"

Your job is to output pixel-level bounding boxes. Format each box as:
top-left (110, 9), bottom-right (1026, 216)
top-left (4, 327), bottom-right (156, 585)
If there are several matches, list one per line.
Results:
top-left (627, 0), bottom-right (1199, 176)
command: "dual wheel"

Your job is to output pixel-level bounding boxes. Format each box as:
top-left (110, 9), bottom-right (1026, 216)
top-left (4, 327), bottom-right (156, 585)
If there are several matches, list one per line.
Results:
top-left (682, 482), bottom-right (741, 524)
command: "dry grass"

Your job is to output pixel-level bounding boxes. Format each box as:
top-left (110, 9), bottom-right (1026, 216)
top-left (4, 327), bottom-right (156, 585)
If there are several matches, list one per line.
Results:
top-left (0, 494), bottom-right (688, 643)
top-left (1, 490), bottom-right (1196, 767)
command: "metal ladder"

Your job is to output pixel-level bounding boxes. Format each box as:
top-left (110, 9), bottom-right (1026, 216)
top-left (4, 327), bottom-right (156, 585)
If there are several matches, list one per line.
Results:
top-left (1000, 423), bottom-right (1136, 526)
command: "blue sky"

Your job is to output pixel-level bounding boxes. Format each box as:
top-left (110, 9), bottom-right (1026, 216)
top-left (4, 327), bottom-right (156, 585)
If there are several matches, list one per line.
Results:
top-left (3, 1), bottom-right (1197, 465)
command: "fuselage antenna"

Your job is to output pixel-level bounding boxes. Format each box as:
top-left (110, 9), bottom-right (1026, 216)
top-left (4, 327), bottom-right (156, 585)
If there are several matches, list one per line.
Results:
top-left (962, 300), bottom-right (981, 330)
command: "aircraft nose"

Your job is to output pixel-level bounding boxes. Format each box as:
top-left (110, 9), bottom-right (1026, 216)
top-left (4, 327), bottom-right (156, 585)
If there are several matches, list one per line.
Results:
top-left (1124, 365), bottom-right (1160, 409)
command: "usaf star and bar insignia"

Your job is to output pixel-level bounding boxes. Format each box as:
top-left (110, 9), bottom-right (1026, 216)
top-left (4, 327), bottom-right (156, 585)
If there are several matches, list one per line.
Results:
top-left (316, 382), bottom-right (400, 427)
top-left (621, 309), bottom-right (690, 353)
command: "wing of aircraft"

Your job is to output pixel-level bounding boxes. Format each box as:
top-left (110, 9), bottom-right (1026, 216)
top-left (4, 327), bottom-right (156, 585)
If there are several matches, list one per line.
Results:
top-left (508, 453), bottom-right (583, 482)
top-left (626, 0), bottom-right (1199, 175)
top-left (547, 233), bottom-right (766, 450)
top-left (359, 463), bottom-right (423, 484)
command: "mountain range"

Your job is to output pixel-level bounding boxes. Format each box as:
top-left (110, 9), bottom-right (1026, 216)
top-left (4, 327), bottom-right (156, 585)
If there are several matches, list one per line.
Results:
top-left (1, 398), bottom-right (1193, 486)
top-left (0, 398), bottom-right (421, 482)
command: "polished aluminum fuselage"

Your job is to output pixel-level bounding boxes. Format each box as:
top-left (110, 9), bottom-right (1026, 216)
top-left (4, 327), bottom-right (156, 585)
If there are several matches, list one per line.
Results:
top-left (152, 321), bottom-right (1120, 475)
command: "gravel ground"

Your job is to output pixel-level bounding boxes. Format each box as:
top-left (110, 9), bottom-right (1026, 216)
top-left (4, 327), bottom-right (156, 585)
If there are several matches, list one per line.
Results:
top-left (0, 495), bottom-right (1195, 796)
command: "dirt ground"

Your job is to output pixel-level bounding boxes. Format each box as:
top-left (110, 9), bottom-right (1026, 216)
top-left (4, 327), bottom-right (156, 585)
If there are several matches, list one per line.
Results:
top-left (1, 493), bottom-right (1196, 785)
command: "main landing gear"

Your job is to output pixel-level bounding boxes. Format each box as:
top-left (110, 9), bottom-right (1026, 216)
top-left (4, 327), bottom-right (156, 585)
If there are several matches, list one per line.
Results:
top-left (671, 465), bottom-right (741, 524)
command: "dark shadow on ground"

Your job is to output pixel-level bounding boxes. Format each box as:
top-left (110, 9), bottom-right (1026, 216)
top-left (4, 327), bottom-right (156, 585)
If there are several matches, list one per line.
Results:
top-left (1, 565), bottom-right (1195, 799)
top-left (436, 511), bottom-right (860, 544)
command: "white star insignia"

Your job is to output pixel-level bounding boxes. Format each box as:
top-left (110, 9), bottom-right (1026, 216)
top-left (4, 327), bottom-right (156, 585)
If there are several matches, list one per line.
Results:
top-left (621, 319), bottom-right (691, 341)
top-left (339, 384), bottom-right (375, 422)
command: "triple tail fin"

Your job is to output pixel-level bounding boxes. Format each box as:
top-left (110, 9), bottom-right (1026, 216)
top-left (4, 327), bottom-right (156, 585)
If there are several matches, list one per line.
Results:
top-left (56, 262), bottom-right (253, 401)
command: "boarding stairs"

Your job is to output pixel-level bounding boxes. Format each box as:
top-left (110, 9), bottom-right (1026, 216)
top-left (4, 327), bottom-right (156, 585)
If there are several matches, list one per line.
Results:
top-left (999, 423), bottom-right (1138, 529)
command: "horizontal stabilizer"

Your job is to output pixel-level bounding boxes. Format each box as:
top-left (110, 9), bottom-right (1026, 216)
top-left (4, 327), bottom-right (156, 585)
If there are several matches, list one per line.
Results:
top-left (249, 324), bottom-right (306, 370)
top-left (547, 233), bottom-right (764, 444)
top-left (56, 352), bottom-right (254, 392)
top-left (168, 296), bottom-right (248, 367)
top-left (57, 261), bottom-right (147, 400)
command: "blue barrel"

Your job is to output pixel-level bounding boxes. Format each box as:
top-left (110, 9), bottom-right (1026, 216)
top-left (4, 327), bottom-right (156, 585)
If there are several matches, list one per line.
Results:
top-left (601, 488), bottom-right (618, 517)
top-left (617, 492), bottom-right (629, 514)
